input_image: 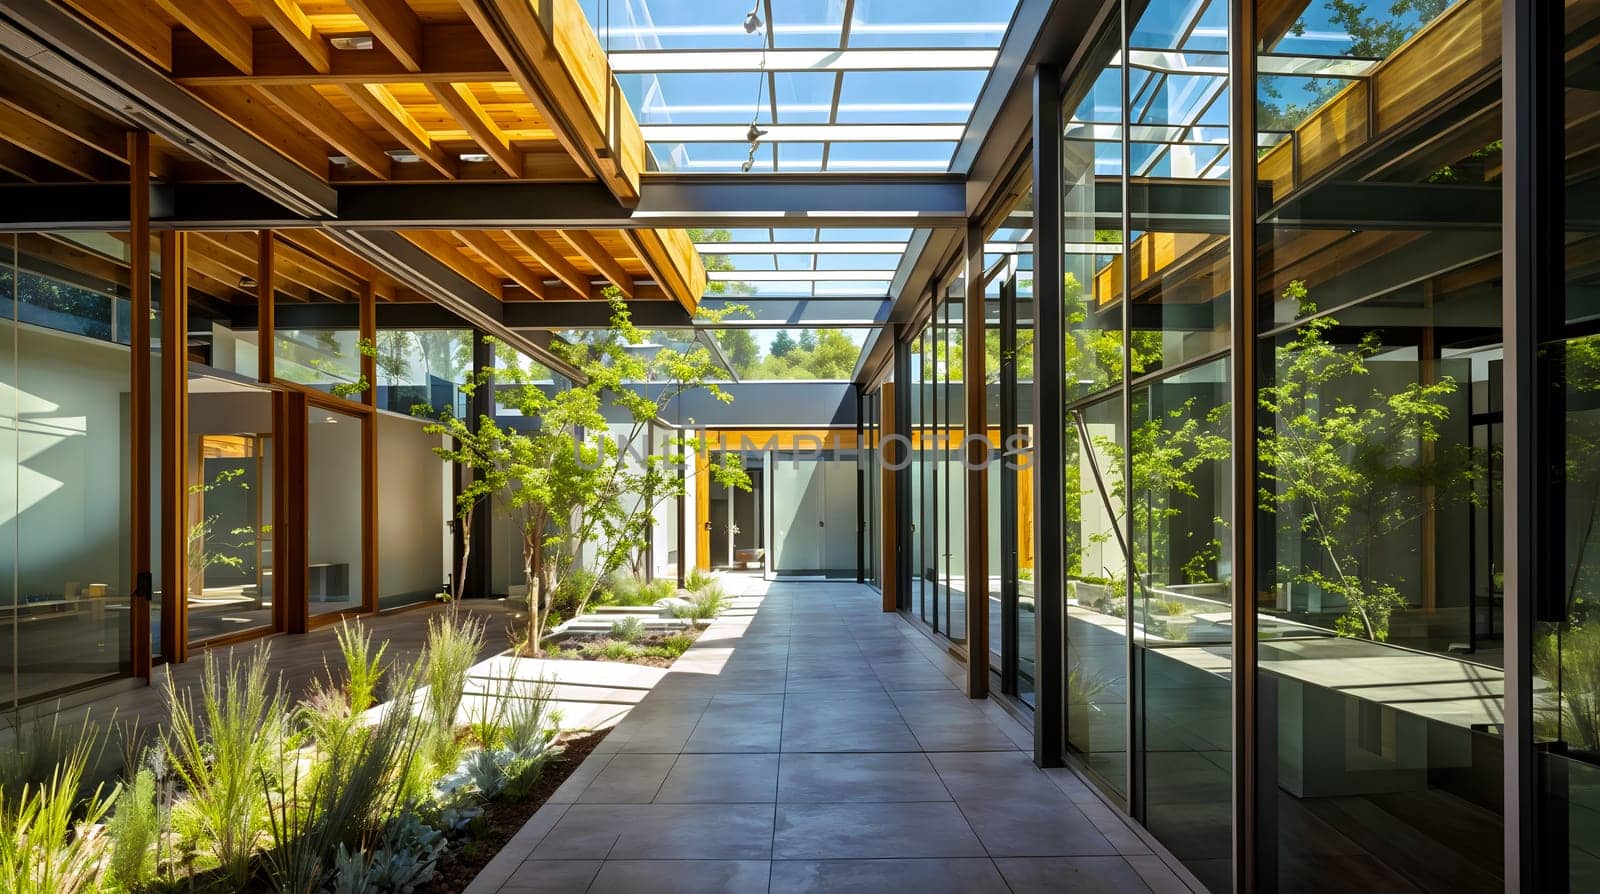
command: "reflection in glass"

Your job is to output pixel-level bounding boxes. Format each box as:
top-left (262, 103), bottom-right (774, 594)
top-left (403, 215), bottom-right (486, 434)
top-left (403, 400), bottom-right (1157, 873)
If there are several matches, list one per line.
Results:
top-left (0, 232), bottom-right (137, 701)
top-left (186, 378), bottom-right (274, 644)
top-left (1066, 396), bottom-right (1128, 793)
top-left (1255, 0), bottom-right (1505, 887)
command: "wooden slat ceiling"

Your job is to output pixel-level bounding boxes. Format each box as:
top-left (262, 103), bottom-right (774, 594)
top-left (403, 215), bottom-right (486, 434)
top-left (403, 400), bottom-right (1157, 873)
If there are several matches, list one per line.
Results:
top-left (40, 0), bottom-right (705, 312)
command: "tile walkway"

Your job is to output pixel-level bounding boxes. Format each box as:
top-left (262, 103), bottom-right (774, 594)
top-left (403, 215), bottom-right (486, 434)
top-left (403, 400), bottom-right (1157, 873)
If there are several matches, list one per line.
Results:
top-left (467, 578), bottom-right (1201, 893)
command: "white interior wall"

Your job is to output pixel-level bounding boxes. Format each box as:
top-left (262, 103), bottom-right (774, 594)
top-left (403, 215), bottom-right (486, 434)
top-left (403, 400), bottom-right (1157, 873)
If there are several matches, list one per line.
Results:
top-left (377, 411), bottom-right (449, 606)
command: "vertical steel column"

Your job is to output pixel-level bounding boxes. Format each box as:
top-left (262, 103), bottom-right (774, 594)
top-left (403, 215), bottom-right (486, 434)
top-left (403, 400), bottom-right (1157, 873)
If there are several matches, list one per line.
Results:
top-left (466, 330), bottom-right (495, 597)
top-left (1032, 63), bottom-right (1066, 768)
top-left (1119, 0), bottom-right (1140, 813)
top-left (1228, 0), bottom-right (1260, 889)
top-left (894, 331), bottom-right (913, 612)
top-left (1000, 271), bottom-right (1019, 696)
top-left (858, 385), bottom-right (867, 584)
top-left (1503, 0), bottom-right (1562, 887)
top-left (965, 221), bottom-right (991, 698)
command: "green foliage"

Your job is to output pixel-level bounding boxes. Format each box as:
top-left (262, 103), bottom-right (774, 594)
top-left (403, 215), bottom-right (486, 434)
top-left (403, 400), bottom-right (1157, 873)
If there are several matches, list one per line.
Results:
top-left (1536, 624), bottom-right (1600, 751)
top-left (608, 616), bottom-right (647, 643)
top-left (264, 659), bottom-right (431, 893)
top-left (684, 568), bottom-right (716, 592)
top-left (1261, 0), bottom-right (1449, 131)
top-left (0, 732), bottom-right (114, 894)
top-left (106, 767), bottom-right (161, 891)
top-left (163, 644), bottom-right (286, 889)
top-left (1257, 280), bottom-right (1476, 641)
top-left (1155, 599), bottom-right (1187, 617)
top-left (186, 466), bottom-right (258, 583)
top-left (0, 706), bottom-right (108, 799)
top-left (331, 810), bottom-right (445, 893)
top-left (336, 621), bottom-right (387, 716)
top-left (423, 291), bottom-right (751, 654)
top-left (421, 611), bottom-right (486, 771)
top-left (671, 586), bottom-right (726, 625)
top-left (656, 634), bottom-right (695, 659)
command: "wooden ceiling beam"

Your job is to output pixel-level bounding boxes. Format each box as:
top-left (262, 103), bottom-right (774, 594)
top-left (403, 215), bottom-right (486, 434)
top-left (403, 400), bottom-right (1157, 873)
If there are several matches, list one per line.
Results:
top-left (249, 0), bottom-right (331, 74)
top-left (59, 0), bottom-right (172, 69)
top-left (0, 141), bottom-right (76, 182)
top-left (559, 230), bottom-right (634, 298)
top-left (260, 85), bottom-right (391, 179)
top-left (153, 0), bottom-right (253, 74)
top-left (173, 25), bottom-right (504, 85)
top-left (0, 57), bottom-right (128, 161)
top-left (340, 83), bottom-right (457, 178)
top-left (426, 83), bottom-right (522, 178)
top-left (189, 84), bottom-right (330, 176)
top-left (343, 0), bottom-right (422, 72)
top-left (401, 231), bottom-right (505, 299)
top-left (506, 231), bottom-right (592, 298)
top-left (454, 231), bottom-right (549, 299)
top-left (275, 230), bottom-right (399, 300)
top-left (0, 105), bottom-right (125, 181)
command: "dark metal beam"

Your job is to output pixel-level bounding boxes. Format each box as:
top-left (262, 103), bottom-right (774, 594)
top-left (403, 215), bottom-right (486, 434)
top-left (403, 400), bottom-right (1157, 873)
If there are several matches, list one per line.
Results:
top-left (333, 229), bottom-right (584, 383)
top-left (635, 174), bottom-right (967, 228)
top-left (504, 300), bottom-right (692, 328)
top-left (1031, 64), bottom-right (1066, 770)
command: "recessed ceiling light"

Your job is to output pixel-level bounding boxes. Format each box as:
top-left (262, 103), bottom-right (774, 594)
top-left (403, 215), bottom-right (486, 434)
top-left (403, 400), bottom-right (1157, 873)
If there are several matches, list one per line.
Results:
top-left (386, 150), bottom-right (421, 163)
top-left (460, 153), bottom-right (490, 163)
top-left (239, 275), bottom-right (258, 289)
top-left (330, 35), bottom-right (374, 50)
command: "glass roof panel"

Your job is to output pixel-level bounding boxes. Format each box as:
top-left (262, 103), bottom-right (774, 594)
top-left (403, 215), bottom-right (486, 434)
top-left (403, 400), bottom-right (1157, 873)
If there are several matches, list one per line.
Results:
top-left (835, 71), bottom-right (986, 123)
top-left (824, 141), bottom-right (955, 170)
top-left (584, 0), bottom-right (1023, 174)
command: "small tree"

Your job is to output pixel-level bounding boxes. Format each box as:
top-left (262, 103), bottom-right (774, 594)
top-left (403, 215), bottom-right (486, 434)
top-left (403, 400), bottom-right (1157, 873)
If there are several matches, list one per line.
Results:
top-left (1257, 280), bottom-right (1477, 641)
top-left (424, 291), bottom-right (750, 651)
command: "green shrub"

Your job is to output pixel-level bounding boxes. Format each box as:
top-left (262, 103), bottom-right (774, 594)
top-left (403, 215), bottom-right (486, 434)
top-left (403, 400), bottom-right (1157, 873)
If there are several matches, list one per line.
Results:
top-left (336, 620), bottom-right (387, 714)
top-left (684, 569), bottom-right (716, 592)
top-left (671, 586), bottom-right (726, 625)
top-left (603, 573), bottom-right (676, 607)
top-left (265, 660), bottom-right (431, 892)
top-left (609, 616), bottom-right (647, 643)
top-left (1156, 599), bottom-right (1186, 616)
top-left (105, 767), bottom-right (160, 891)
top-left (421, 610), bottom-right (486, 771)
top-left (551, 570), bottom-right (598, 620)
top-left (163, 644), bottom-right (285, 890)
top-left (659, 634), bottom-right (695, 657)
top-left (0, 734), bottom-right (113, 894)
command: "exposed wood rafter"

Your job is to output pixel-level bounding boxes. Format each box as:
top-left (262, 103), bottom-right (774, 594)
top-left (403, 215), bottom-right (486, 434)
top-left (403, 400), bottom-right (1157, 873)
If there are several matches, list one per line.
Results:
top-left (249, 0), bottom-right (331, 74)
top-left (454, 230), bottom-right (549, 299)
top-left (427, 83), bottom-right (522, 178)
top-left (153, 0), bottom-right (253, 74)
top-left (559, 230), bottom-right (634, 298)
top-left (340, 83), bottom-right (457, 178)
top-left (506, 230), bottom-right (591, 297)
top-left (342, 0), bottom-right (423, 72)
top-left (260, 84), bottom-right (391, 178)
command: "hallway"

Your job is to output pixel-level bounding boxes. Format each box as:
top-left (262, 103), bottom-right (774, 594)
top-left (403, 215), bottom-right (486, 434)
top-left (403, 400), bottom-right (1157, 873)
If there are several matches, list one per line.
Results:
top-left (467, 579), bottom-right (1197, 893)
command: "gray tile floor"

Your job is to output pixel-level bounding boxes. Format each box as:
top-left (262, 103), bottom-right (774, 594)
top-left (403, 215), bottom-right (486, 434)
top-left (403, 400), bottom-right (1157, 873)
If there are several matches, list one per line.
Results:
top-left (467, 579), bottom-right (1199, 893)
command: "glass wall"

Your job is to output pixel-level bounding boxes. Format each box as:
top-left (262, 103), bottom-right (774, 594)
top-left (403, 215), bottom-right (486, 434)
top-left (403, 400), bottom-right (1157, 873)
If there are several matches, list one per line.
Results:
top-left (0, 232), bottom-right (139, 702)
top-left (183, 234), bottom-right (277, 647)
top-left (1254, 0), bottom-right (1504, 888)
top-left (1539, 0), bottom-right (1600, 888)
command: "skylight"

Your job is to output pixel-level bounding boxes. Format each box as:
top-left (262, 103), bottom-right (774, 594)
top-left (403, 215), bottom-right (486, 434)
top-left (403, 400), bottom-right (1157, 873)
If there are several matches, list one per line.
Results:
top-left (581, 0), bottom-right (1023, 173)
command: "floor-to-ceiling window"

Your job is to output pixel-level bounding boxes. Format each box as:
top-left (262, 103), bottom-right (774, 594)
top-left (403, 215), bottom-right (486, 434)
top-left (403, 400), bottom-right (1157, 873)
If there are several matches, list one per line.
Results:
top-left (1538, 0), bottom-right (1600, 888)
top-left (1253, 0), bottom-right (1504, 888)
top-left (0, 231), bottom-right (141, 702)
